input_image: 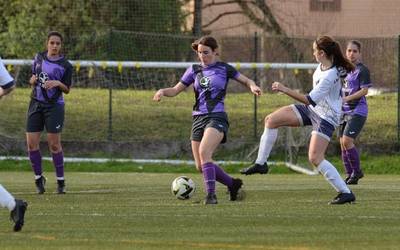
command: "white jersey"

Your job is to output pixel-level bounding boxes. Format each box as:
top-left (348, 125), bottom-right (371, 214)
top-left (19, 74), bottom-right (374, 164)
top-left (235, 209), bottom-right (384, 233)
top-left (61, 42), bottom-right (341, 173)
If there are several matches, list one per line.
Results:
top-left (307, 64), bottom-right (342, 127)
top-left (0, 57), bottom-right (14, 87)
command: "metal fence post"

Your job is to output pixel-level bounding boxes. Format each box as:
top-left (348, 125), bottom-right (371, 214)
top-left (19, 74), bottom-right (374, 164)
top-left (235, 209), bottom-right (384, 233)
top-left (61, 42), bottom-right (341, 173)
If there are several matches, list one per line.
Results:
top-left (253, 32), bottom-right (259, 139)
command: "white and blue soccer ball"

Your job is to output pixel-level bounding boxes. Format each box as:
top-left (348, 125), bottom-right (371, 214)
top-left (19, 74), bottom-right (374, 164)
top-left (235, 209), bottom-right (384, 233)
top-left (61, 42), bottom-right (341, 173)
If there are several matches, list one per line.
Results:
top-left (171, 176), bottom-right (196, 200)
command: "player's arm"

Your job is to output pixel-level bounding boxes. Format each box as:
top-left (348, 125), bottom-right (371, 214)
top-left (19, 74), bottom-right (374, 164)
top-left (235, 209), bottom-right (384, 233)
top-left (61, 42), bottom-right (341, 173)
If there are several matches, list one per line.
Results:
top-left (271, 81), bottom-right (310, 105)
top-left (0, 83), bottom-right (15, 98)
top-left (153, 82), bottom-right (187, 102)
top-left (43, 80), bottom-right (70, 94)
top-left (235, 74), bottom-right (261, 96)
top-left (343, 87), bottom-right (368, 103)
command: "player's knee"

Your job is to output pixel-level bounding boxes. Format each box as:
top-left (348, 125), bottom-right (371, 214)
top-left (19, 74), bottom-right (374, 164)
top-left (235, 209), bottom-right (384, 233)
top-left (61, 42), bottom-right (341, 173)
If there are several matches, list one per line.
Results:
top-left (265, 115), bottom-right (275, 128)
top-left (342, 139), bottom-right (354, 150)
top-left (49, 143), bottom-right (62, 153)
top-left (308, 154), bottom-right (323, 167)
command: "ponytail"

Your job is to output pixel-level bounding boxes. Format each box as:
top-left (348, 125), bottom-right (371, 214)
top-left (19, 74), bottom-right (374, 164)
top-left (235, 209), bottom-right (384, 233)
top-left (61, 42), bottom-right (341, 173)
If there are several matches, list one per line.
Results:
top-left (315, 36), bottom-right (355, 73)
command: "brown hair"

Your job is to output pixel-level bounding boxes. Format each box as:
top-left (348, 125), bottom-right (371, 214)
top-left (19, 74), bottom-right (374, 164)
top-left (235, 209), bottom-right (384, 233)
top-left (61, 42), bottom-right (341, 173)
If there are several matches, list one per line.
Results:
top-left (47, 31), bottom-right (63, 43)
top-left (315, 36), bottom-right (355, 72)
top-left (191, 36), bottom-right (218, 52)
top-left (347, 40), bottom-right (361, 52)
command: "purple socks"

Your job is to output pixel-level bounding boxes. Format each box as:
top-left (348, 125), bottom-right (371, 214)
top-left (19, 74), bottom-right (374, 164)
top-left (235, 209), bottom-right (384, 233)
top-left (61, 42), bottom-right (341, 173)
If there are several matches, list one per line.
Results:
top-left (342, 147), bottom-right (361, 175)
top-left (202, 162), bottom-right (233, 194)
top-left (29, 150), bottom-right (65, 180)
top-left (52, 151), bottom-right (65, 180)
top-left (29, 150), bottom-right (42, 176)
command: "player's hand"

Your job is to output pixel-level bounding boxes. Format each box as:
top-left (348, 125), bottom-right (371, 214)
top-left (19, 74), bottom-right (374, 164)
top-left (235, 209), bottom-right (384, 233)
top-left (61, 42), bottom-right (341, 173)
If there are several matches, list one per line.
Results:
top-left (250, 84), bottom-right (262, 96)
top-left (271, 81), bottom-right (288, 93)
top-left (29, 75), bottom-right (38, 85)
top-left (153, 89), bottom-right (164, 102)
top-left (43, 80), bottom-right (60, 90)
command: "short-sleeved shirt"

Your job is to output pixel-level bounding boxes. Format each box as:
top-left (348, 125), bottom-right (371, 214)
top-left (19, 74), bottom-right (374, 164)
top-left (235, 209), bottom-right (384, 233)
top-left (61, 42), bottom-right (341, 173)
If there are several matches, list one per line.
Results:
top-left (342, 63), bottom-right (371, 117)
top-left (306, 64), bottom-right (342, 127)
top-left (180, 61), bottom-right (240, 116)
top-left (31, 52), bottom-right (73, 104)
top-left (0, 57), bottom-right (14, 89)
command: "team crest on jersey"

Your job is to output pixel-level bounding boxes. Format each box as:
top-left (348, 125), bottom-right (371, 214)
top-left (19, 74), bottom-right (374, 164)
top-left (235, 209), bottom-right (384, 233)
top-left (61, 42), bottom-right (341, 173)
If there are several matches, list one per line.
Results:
top-left (199, 76), bottom-right (211, 89)
top-left (38, 72), bottom-right (49, 87)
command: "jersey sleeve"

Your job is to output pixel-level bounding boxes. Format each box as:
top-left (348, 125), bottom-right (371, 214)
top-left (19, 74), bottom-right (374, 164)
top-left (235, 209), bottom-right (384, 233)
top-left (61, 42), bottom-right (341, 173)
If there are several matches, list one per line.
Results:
top-left (307, 73), bottom-right (336, 106)
top-left (180, 66), bottom-right (195, 86)
top-left (61, 62), bottom-right (73, 88)
top-left (359, 65), bottom-right (372, 88)
top-left (226, 63), bottom-right (240, 79)
top-left (0, 58), bottom-right (14, 88)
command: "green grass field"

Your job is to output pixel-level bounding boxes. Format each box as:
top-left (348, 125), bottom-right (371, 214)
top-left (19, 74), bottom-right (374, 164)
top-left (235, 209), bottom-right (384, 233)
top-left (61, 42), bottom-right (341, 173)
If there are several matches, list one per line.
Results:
top-left (1, 171), bottom-right (399, 250)
top-left (0, 88), bottom-right (396, 145)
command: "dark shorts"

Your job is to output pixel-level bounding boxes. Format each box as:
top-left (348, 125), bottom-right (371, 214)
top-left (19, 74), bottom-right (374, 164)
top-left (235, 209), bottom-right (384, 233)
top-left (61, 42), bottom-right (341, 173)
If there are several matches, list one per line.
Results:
top-left (191, 112), bottom-right (229, 144)
top-left (26, 99), bottom-right (65, 133)
top-left (339, 114), bottom-right (367, 139)
top-left (292, 104), bottom-right (335, 141)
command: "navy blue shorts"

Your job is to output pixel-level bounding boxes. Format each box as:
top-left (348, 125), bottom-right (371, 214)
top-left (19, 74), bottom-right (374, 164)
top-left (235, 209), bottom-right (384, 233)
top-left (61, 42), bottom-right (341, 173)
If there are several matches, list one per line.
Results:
top-left (339, 114), bottom-right (366, 139)
top-left (292, 104), bottom-right (335, 141)
top-left (26, 99), bottom-right (65, 133)
top-left (191, 112), bottom-right (229, 143)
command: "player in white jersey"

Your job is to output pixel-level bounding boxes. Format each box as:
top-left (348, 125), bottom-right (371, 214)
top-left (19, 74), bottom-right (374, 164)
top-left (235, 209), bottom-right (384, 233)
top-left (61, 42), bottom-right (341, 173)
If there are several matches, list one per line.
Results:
top-left (0, 57), bottom-right (28, 231)
top-left (241, 36), bottom-right (357, 204)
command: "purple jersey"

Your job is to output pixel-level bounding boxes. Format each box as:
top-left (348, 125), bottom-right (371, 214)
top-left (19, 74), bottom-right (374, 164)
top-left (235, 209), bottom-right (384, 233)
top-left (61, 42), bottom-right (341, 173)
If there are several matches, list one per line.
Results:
top-left (180, 62), bottom-right (240, 116)
top-left (342, 63), bottom-right (371, 116)
top-left (31, 52), bottom-right (72, 104)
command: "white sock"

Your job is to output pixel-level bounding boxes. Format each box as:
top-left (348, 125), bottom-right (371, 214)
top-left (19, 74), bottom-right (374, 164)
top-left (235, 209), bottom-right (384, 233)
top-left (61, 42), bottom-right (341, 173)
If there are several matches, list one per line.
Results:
top-left (255, 128), bottom-right (278, 165)
top-left (0, 185), bottom-right (16, 211)
top-left (317, 160), bottom-right (350, 193)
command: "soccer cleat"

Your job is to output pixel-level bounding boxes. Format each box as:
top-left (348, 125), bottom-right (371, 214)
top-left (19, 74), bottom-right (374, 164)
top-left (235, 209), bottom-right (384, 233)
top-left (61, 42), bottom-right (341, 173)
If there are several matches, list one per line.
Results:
top-left (228, 178), bottom-right (243, 201)
top-left (240, 162), bottom-right (269, 175)
top-left (329, 192), bottom-right (356, 205)
top-left (57, 180), bottom-right (66, 194)
top-left (346, 171), bottom-right (364, 185)
top-left (204, 193), bottom-right (218, 205)
top-left (35, 175), bottom-right (46, 194)
top-left (10, 199), bottom-right (28, 232)
top-left (344, 175), bottom-right (351, 183)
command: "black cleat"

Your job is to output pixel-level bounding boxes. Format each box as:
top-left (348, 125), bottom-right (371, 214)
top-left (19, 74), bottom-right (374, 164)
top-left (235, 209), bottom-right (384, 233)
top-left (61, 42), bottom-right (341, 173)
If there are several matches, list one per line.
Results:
top-left (329, 192), bottom-right (356, 205)
top-left (346, 171), bottom-right (364, 185)
top-left (10, 199), bottom-right (28, 232)
top-left (35, 176), bottom-right (46, 194)
top-left (228, 178), bottom-right (243, 201)
top-left (240, 162), bottom-right (269, 175)
top-left (344, 175), bottom-right (351, 183)
top-left (204, 193), bottom-right (218, 205)
top-left (57, 180), bottom-right (66, 194)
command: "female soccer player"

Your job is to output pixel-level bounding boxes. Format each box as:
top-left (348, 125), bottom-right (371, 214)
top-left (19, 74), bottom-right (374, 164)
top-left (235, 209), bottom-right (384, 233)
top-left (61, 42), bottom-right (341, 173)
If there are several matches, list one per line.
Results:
top-left (340, 40), bottom-right (371, 185)
top-left (0, 57), bottom-right (28, 231)
top-left (240, 36), bottom-right (356, 204)
top-left (26, 31), bottom-right (72, 194)
top-left (153, 36), bottom-right (261, 204)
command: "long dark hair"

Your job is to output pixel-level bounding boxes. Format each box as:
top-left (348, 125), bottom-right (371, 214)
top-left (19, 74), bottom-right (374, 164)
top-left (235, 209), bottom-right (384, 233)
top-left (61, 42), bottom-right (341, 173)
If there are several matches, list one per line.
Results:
top-left (315, 36), bottom-right (355, 72)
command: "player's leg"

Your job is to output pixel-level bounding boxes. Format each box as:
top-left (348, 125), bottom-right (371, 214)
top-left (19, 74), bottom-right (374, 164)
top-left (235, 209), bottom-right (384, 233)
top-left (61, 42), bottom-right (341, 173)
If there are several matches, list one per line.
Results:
top-left (241, 105), bottom-right (302, 175)
top-left (0, 185), bottom-right (28, 231)
top-left (308, 133), bottom-right (354, 204)
top-left (339, 120), bottom-right (353, 181)
top-left (200, 126), bottom-right (243, 202)
top-left (26, 100), bottom-right (46, 194)
top-left (45, 104), bottom-right (66, 194)
top-left (198, 127), bottom-right (222, 204)
top-left (341, 115), bottom-right (366, 185)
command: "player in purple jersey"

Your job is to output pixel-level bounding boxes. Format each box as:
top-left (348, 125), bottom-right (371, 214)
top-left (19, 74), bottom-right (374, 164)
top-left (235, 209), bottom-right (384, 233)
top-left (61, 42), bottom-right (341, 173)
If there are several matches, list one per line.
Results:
top-left (339, 40), bottom-right (371, 185)
top-left (0, 57), bottom-right (28, 231)
top-left (241, 36), bottom-right (357, 204)
top-left (26, 31), bottom-right (72, 194)
top-left (153, 36), bottom-right (261, 204)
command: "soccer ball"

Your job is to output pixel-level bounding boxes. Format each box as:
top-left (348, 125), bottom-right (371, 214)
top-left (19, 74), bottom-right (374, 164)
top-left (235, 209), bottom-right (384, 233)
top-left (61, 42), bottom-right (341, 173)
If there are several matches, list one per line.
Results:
top-left (171, 176), bottom-right (196, 200)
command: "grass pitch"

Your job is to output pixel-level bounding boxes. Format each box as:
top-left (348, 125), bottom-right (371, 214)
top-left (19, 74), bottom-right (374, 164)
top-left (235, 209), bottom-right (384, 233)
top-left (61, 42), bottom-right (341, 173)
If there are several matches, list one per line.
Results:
top-left (1, 172), bottom-right (399, 250)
